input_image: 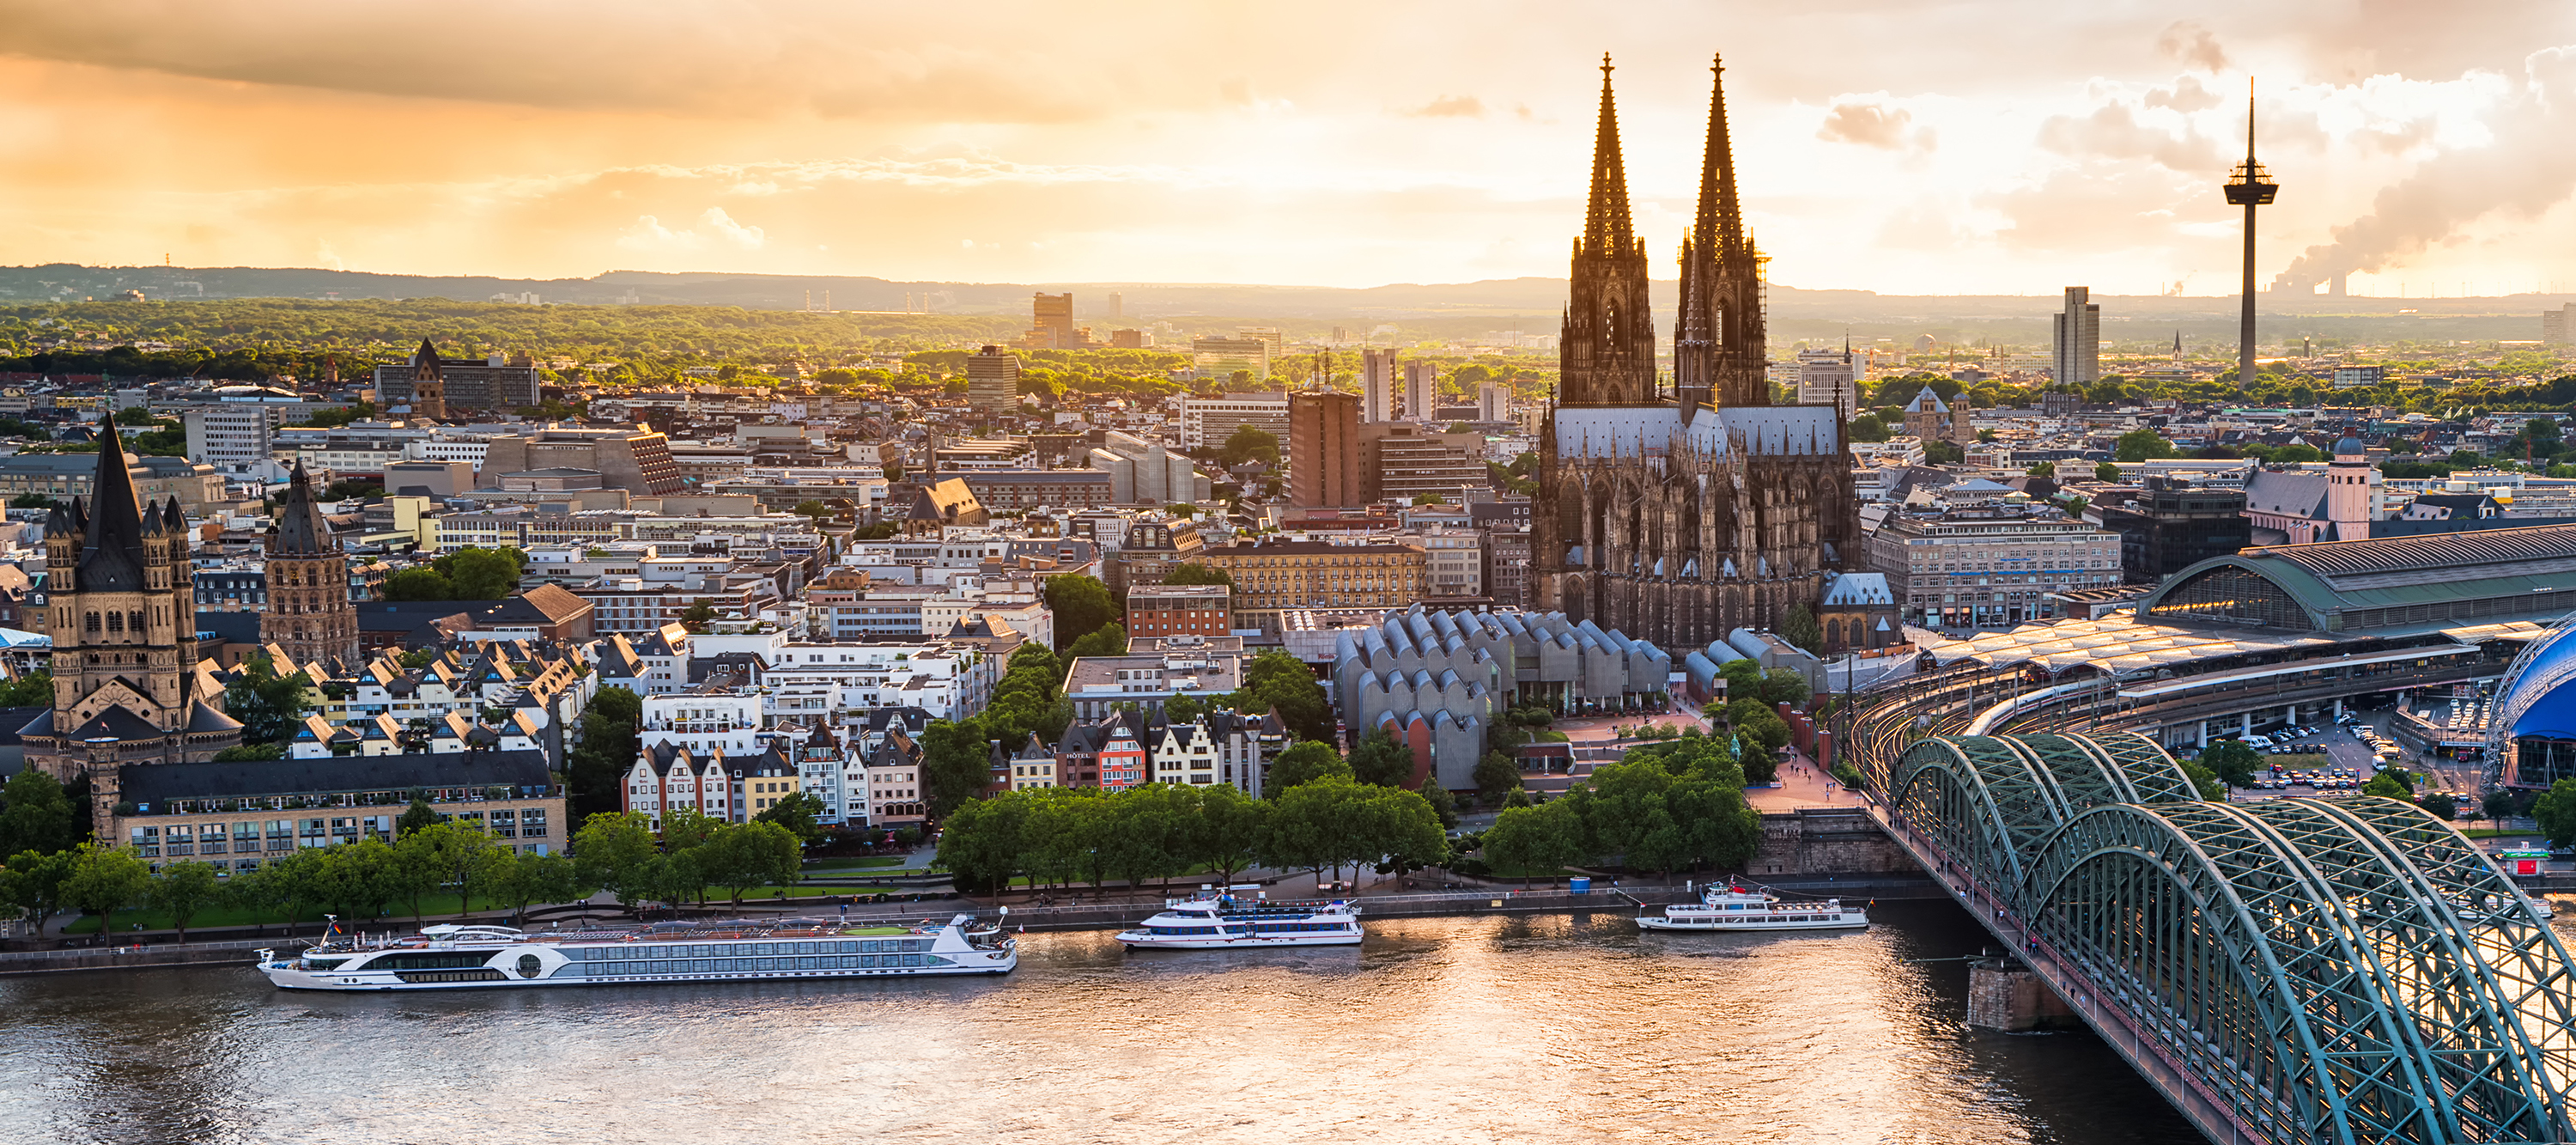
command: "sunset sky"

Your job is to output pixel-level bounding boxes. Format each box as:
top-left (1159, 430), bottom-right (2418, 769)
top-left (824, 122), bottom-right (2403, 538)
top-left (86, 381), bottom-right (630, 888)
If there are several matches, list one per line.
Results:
top-left (4, 1), bottom-right (2576, 296)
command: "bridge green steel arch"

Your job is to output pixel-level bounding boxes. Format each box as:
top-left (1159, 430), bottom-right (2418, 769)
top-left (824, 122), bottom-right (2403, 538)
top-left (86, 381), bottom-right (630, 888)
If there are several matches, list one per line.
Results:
top-left (1876, 733), bottom-right (2576, 1144)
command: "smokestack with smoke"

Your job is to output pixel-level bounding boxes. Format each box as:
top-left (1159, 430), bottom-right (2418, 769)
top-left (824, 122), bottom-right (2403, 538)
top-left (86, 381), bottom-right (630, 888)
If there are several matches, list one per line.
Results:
top-left (2272, 46), bottom-right (2576, 295)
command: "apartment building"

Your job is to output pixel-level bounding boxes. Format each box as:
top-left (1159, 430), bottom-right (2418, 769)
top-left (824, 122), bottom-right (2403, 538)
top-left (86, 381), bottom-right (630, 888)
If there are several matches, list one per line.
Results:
top-left (1866, 506), bottom-right (2126, 630)
top-left (1179, 392), bottom-right (1290, 451)
top-left (1193, 537), bottom-right (1428, 634)
top-left (1126, 583), bottom-right (1231, 638)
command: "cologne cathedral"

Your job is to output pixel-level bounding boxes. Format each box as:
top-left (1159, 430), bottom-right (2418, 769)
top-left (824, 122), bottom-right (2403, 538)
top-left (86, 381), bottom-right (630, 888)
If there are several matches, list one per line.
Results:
top-left (1531, 55), bottom-right (1860, 651)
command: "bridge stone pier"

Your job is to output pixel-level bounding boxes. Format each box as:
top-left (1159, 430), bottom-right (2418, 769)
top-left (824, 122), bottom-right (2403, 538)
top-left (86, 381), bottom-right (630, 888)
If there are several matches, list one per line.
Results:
top-left (1861, 730), bottom-right (2576, 1145)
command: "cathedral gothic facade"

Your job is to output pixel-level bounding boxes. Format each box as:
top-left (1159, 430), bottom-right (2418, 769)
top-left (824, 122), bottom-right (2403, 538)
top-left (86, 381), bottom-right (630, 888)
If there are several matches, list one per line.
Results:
top-left (260, 461), bottom-right (360, 670)
top-left (1532, 56), bottom-right (1861, 652)
top-left (20, 413), bottom-right (244, 836)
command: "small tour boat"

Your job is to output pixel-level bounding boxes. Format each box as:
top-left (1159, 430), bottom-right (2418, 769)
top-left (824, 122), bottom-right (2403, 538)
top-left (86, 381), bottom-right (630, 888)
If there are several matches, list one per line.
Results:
top-left (1636, 883), bottom-right (1868, 932)
top-left (1116, 891), bottom-right (1364, 949)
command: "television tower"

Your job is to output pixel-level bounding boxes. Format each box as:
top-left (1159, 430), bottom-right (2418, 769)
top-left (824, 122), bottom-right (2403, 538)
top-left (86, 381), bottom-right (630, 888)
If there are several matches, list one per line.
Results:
top-left (2223, 82), bottom-right (2277, 386)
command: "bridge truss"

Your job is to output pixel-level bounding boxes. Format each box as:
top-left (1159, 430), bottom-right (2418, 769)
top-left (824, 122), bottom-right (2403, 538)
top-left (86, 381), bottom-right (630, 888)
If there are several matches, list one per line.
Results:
top-left (1865, 731), bottom-right (2576, 1145)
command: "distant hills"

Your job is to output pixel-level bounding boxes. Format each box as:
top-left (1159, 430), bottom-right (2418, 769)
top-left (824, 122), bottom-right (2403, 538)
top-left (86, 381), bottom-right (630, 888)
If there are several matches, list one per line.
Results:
top-left (3, 263), bottom-right (2569, 346)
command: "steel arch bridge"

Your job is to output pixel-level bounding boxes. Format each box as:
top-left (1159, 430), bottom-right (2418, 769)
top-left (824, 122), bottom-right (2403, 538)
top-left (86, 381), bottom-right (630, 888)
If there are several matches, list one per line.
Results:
top-left (1865, 731), bottom-right (2576, 1145)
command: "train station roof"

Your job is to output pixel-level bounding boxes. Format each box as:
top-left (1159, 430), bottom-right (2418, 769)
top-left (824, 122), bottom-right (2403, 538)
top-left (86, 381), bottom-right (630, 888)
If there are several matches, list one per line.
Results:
top-left (2132, 523), bottom-right (2576, 635)
top-left (1928, 612), bottom-right (2550, 676)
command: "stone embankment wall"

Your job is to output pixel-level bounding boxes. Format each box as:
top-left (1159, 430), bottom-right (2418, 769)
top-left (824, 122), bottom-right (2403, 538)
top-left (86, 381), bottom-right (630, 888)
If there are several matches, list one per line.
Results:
top-left (1746, 807), bottom-right (1923, 879)
top-left (0, 940), bottom-right (270, 977)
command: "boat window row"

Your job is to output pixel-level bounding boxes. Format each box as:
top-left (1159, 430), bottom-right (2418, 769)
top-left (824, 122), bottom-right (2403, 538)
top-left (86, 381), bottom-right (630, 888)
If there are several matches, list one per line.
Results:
top-left (565, 939), bottom-right (929, 959)
top-left (361, 952), bottom-right (505, 971)
top-left (1250, 922), bottom-right (1354, 932)
top-left (581, 954), bottom-right (941, 975)
top-left (1145, 926), bottom-right (1221, 936)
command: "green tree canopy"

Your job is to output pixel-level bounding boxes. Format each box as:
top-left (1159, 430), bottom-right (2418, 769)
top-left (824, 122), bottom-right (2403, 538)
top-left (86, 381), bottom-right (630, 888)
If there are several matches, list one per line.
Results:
top-left (1042, 573), bottom-right (1120, 653)
top-left (1267, 740), bottom-right (1351, 795)
top-left (150, 861), bottom-right (227, 941)
top-left (2199, 740), bottom-right (2263, 789)
top-left (1347, 727), bottom-right (1417, 789)
top-left (1065, 622), bottom-right (1128, 661)
top-left (224, 655), bottom-right (315, 746)
top-left (384, 567), bottom-right (453, 601)
top-left (1218, 425), bottom-right (1282, 468)
top-left (920, 718), bottom-right (998, 819)
top-left (0, 765), bottom-right (81, 856)
top-left (1779, 604), bottom-right (1823, 656)
top-left (1232, 649), bottom-right (1331, 742)
top-left (2534, 778), bottom-right (2576, 848)
top-left (2094, 461), bottom-right (2122, 482)
top-left (2115, 429), bottom-right (2179, 462)
top-left (1162, 563), bottom-right (1233, 588)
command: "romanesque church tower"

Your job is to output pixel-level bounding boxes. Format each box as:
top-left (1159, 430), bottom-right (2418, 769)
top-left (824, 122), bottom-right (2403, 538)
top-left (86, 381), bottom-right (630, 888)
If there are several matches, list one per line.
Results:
top-left (18, 412), bottom-right (242, 833)
top-left (261, 460), bottom-right (359, 670)
top-left (410, 337), bottom-right (447, 421)
top-left (1558, 56), bottom-right (1659, 409)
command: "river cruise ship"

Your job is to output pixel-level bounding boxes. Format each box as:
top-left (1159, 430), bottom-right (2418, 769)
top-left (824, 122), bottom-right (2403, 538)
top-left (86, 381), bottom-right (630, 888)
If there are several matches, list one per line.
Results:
top-left (1636, 884), bottom-right (1868, 932)
top-left (257, 914), bottom-right (1016, 991)
top-left (1116, 892), bottom-right (1364, 950)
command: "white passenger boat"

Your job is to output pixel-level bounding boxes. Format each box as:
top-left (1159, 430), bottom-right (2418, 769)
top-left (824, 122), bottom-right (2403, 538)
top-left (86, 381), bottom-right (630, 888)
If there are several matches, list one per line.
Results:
top-left (1636, 884), bottom-right (1868, 932)
top-left (1116, 892), bottom-right (1364, 949)
top-left (257, 913), bottom-right (1016, 991)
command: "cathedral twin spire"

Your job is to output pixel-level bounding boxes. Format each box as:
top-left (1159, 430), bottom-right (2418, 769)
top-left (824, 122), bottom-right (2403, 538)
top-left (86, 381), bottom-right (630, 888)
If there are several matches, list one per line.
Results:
top-left (1569, 53), bottom-right (1770, 412)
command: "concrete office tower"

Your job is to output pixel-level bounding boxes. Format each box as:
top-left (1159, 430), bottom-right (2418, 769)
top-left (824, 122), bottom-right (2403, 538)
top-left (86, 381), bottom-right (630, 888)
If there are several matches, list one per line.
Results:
top-left (1190, 337), bottom-right (1270, 383)
top-left (1108, 293), bottom-right (1123, 320)
top-left (2051, 287), bottom-right (2101, 387)
top-left (1360, 349), bottom-right (1398, 423)
top-left (1086, 431), bottom-right (1209, 504)
top-left (1030, 293), bottom-right (1075, 349)
top-left (2543, 304), bottom-right (2576, 345)
top-left (2223, 85), bottom-right (2278, 384)
top-left (1478, 381), bottom-right (1507, 422)
top-left (1288, 390), bottom-right (1363, 507)
top-left (966, 344), bottom-right (1023, 416)
top-left (1402, 361), bottom-right (1438, 420)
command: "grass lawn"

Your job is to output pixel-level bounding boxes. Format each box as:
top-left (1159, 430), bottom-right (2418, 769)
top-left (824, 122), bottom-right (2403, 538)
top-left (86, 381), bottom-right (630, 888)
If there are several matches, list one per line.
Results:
top-left (2460, 827), bottom-right (2540, 839)
top-left (803, 856), bottom-right (907, 871)
top-left (64, 891), bottom-right (504, 935)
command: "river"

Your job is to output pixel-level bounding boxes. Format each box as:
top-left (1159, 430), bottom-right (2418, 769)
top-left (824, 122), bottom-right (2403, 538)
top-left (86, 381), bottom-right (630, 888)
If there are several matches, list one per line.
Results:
top-left (0, 900), bottom-right (2197, 1144)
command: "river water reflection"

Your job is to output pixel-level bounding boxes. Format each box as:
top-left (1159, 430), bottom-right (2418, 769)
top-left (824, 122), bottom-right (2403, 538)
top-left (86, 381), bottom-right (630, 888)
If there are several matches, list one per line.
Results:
top-left (0, 900), bottom-right (2201, 1144)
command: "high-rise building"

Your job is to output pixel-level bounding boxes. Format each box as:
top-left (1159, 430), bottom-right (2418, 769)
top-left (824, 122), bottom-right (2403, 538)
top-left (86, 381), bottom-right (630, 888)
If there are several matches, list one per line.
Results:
top-left (477, 425), bottom-right (685, 494)
top-left (20, 412), bottom-right (243, 837)
top-left (261, 461), bottom-right (359, 670)
top-left (1402, 362), bottom-right (1437, 420)
top-left (2051, 287), bottom-right (2101, 387)
top-left (1179, 392), bottom-right (1289, 451)
top-left (1191, 337), bottom-right (1271, 384)
top-left (2543, 304), bottom-right (2575, 345)
top-left (1795, 344), bottom-right (1859, 415)
top-left (371, 338), bottom-right (539, 414)
top-left (1030, 293), bottom-right (1075, 348)
top-left (1111, 329), bottom-right (1155, 350)
top-left (1360, 349), bottom-right (1398, 423)
top-left (966, 344), bottom-right (1023, 416)
top-left (1108, 292), bottom-right (1123, 321)
top-left (1477, 381), bottom-right (1508, 423)
top-left (1236, 327), bottom-right (1284, 357)
top-left (1288, 391), bottom-right (1363, 507)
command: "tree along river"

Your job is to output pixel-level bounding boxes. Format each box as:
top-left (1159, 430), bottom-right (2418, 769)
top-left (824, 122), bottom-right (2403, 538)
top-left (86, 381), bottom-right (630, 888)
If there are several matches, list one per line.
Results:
top-left (0, 901), bottom-right (2202, 1145)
